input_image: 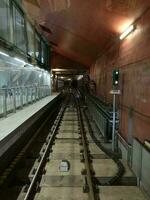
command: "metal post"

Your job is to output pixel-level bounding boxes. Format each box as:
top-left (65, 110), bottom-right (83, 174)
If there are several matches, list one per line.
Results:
top-left (112, 93), bottom-right (116, 152)
top-left (20, 87), bottom-right (23, 109)
top-left (44, 86), bottom-right (46, 97)
top-left (39, 86), bottom-right (41, 99)
top-left (13, 88), bottom-right (16, 113)
top-left (31, 87), bottom-right (33, 103)
top-left (41, 86), bottom-right (43, 98)
top-left (41, 86), bottom-right (42, 98)
top-left (26, 87), bottom-right (28, 104)
top-left (3, 89), bottom-right (7, 117)
top-left (56, 75), bottom-right (58, 92)
top-left (115, 130), bottom-right (118, 152)
top-left (32, 87), bottom-right (34, 102)
top-left (35, 86), bottom-right (37, 101)
top-left (43, 86), bottom-right (45, 98)
top-left (37, 86), bottom-right (39, 100)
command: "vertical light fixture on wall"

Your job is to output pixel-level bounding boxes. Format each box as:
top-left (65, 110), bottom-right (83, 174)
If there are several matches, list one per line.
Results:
top-left (120, 24), bottom-right (136, 40)
top-left (0, 51), bottom-right (9, 57)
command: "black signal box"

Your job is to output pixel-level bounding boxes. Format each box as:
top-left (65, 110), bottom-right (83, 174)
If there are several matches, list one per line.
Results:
top-left (112, 69), bottom-right (119, 86)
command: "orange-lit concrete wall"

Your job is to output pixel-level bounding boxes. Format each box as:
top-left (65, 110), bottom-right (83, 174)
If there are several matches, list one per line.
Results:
top-left (90, 9), bottom-right (150, 143)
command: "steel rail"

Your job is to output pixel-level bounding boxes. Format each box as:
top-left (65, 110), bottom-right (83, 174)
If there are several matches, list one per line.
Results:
top-left (24, 92), bottom-right (96, 200)
top-left (84, 108), bottom-right (125, 185)
top-left (0, 104), bottom-right (60, 190)
top-left (23, 105), bottom-right (65, 200)
top-left (76, 99), bottom-right (96, 200)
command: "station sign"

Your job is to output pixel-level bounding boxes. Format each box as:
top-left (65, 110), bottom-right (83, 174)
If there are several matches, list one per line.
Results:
top-left (110, 90), bottom-right (121, 95)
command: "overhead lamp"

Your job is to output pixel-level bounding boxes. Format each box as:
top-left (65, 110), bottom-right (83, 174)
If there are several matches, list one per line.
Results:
top-left (6, 61), bottom-right (17, 66)
top-left (25, 63), bottom-right (34, 68)
top-left (77, 75), bottom-right (83, 80)
top-left (27, 64), bottom-right (33, 67)
top-left (120, 24), bottom-right (135, 40)
top-left (0, 51), bottom-right (9, 57)
top-left (14, 57), bottom-right (26, 65)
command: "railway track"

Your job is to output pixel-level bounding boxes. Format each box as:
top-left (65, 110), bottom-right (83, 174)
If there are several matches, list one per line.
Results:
top-left (0, 92), bottom-right (148, 200)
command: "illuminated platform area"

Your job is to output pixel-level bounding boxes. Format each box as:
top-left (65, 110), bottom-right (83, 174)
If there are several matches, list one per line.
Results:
top-left (0, 1), bottom-right (150, 200)
top-left (0, 94), bottom-right (58, 141)
top-left (0, 94), bottom-right (59, 157)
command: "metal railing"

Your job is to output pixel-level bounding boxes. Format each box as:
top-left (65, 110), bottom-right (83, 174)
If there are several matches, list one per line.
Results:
top-left (0, 85), bottom-right (50, 118)
top-left (86, 94), bottom-right (119, 142)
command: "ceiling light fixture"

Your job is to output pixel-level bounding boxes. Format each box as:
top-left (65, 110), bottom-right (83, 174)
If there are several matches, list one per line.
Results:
top-left (77, 75), bottom-right (83, 80)
top-left (14, 57), bottom-right (26, 65)
top-left (120, 24), bottom-right (135, 40)
top-left (40, 24), bottom-right (52, 34)
top-left (0, 51), bottom-right (9, 57)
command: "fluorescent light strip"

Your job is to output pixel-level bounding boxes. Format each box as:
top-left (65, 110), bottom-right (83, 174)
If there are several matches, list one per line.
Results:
top-left (6, 61), bottom-right (18, 66)
top-left (120, 25), bottom-right (135, 40)
top-left (26, 64), bottom-right (33, 67)
top-left (77, 75), bottom-right (83, 80)
top-left (14, 57), bottom-right (26, 64)
top-left (0, 51), bottom-right (9, 57)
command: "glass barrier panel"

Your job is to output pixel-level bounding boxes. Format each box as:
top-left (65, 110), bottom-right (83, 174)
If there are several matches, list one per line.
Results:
top-left (27, 22), bottom-right (35, 57)
top-left (13, 3), bottom-right (27, 52)
top-left (35, 33), bottom-right (41, 61)
top-left (0, 0), bottom-right (11, 41)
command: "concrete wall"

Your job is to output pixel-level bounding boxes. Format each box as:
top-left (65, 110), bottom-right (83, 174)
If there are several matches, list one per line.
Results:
top-left (90, 8), bottom-right (150, 143)
top-left (90, 8), bottom-right (150, 196)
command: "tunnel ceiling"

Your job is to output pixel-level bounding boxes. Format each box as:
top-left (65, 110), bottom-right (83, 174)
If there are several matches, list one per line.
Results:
top-left (23, 0), bottom-right (150, 67)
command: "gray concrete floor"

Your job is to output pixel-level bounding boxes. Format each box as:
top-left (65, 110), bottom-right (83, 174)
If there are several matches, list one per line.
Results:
top-left (34, 187), bottom-right (88, 200)
top-left (35, 107), bottom-right (88, 200)
top-left (33, 106), bottom-right (149, 200)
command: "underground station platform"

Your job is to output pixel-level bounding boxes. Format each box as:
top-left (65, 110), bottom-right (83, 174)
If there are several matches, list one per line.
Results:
top-left (0, 92), bottom-right (149, 200)
top-left (0, 1), bottom-right (150, 200)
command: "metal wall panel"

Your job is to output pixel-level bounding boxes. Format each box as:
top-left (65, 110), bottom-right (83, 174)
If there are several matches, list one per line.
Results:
top-left (119, 138), bottom-right (150, 196)
top-left (118, 140), bottom-right (128, 161)
top-left (141, 147), bottom-right (150, 195)
top-left (132, 139), bottom-right (142, 178)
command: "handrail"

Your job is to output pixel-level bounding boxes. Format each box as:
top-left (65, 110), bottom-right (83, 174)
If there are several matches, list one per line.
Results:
top-left (87, 95), bottom-right (114, 120)
top-left (0, 85), bottom-right (51, 118)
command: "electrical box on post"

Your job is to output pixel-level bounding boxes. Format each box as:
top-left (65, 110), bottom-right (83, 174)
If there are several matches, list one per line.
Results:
top-left (112, 69), bottom-right (119, 86)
